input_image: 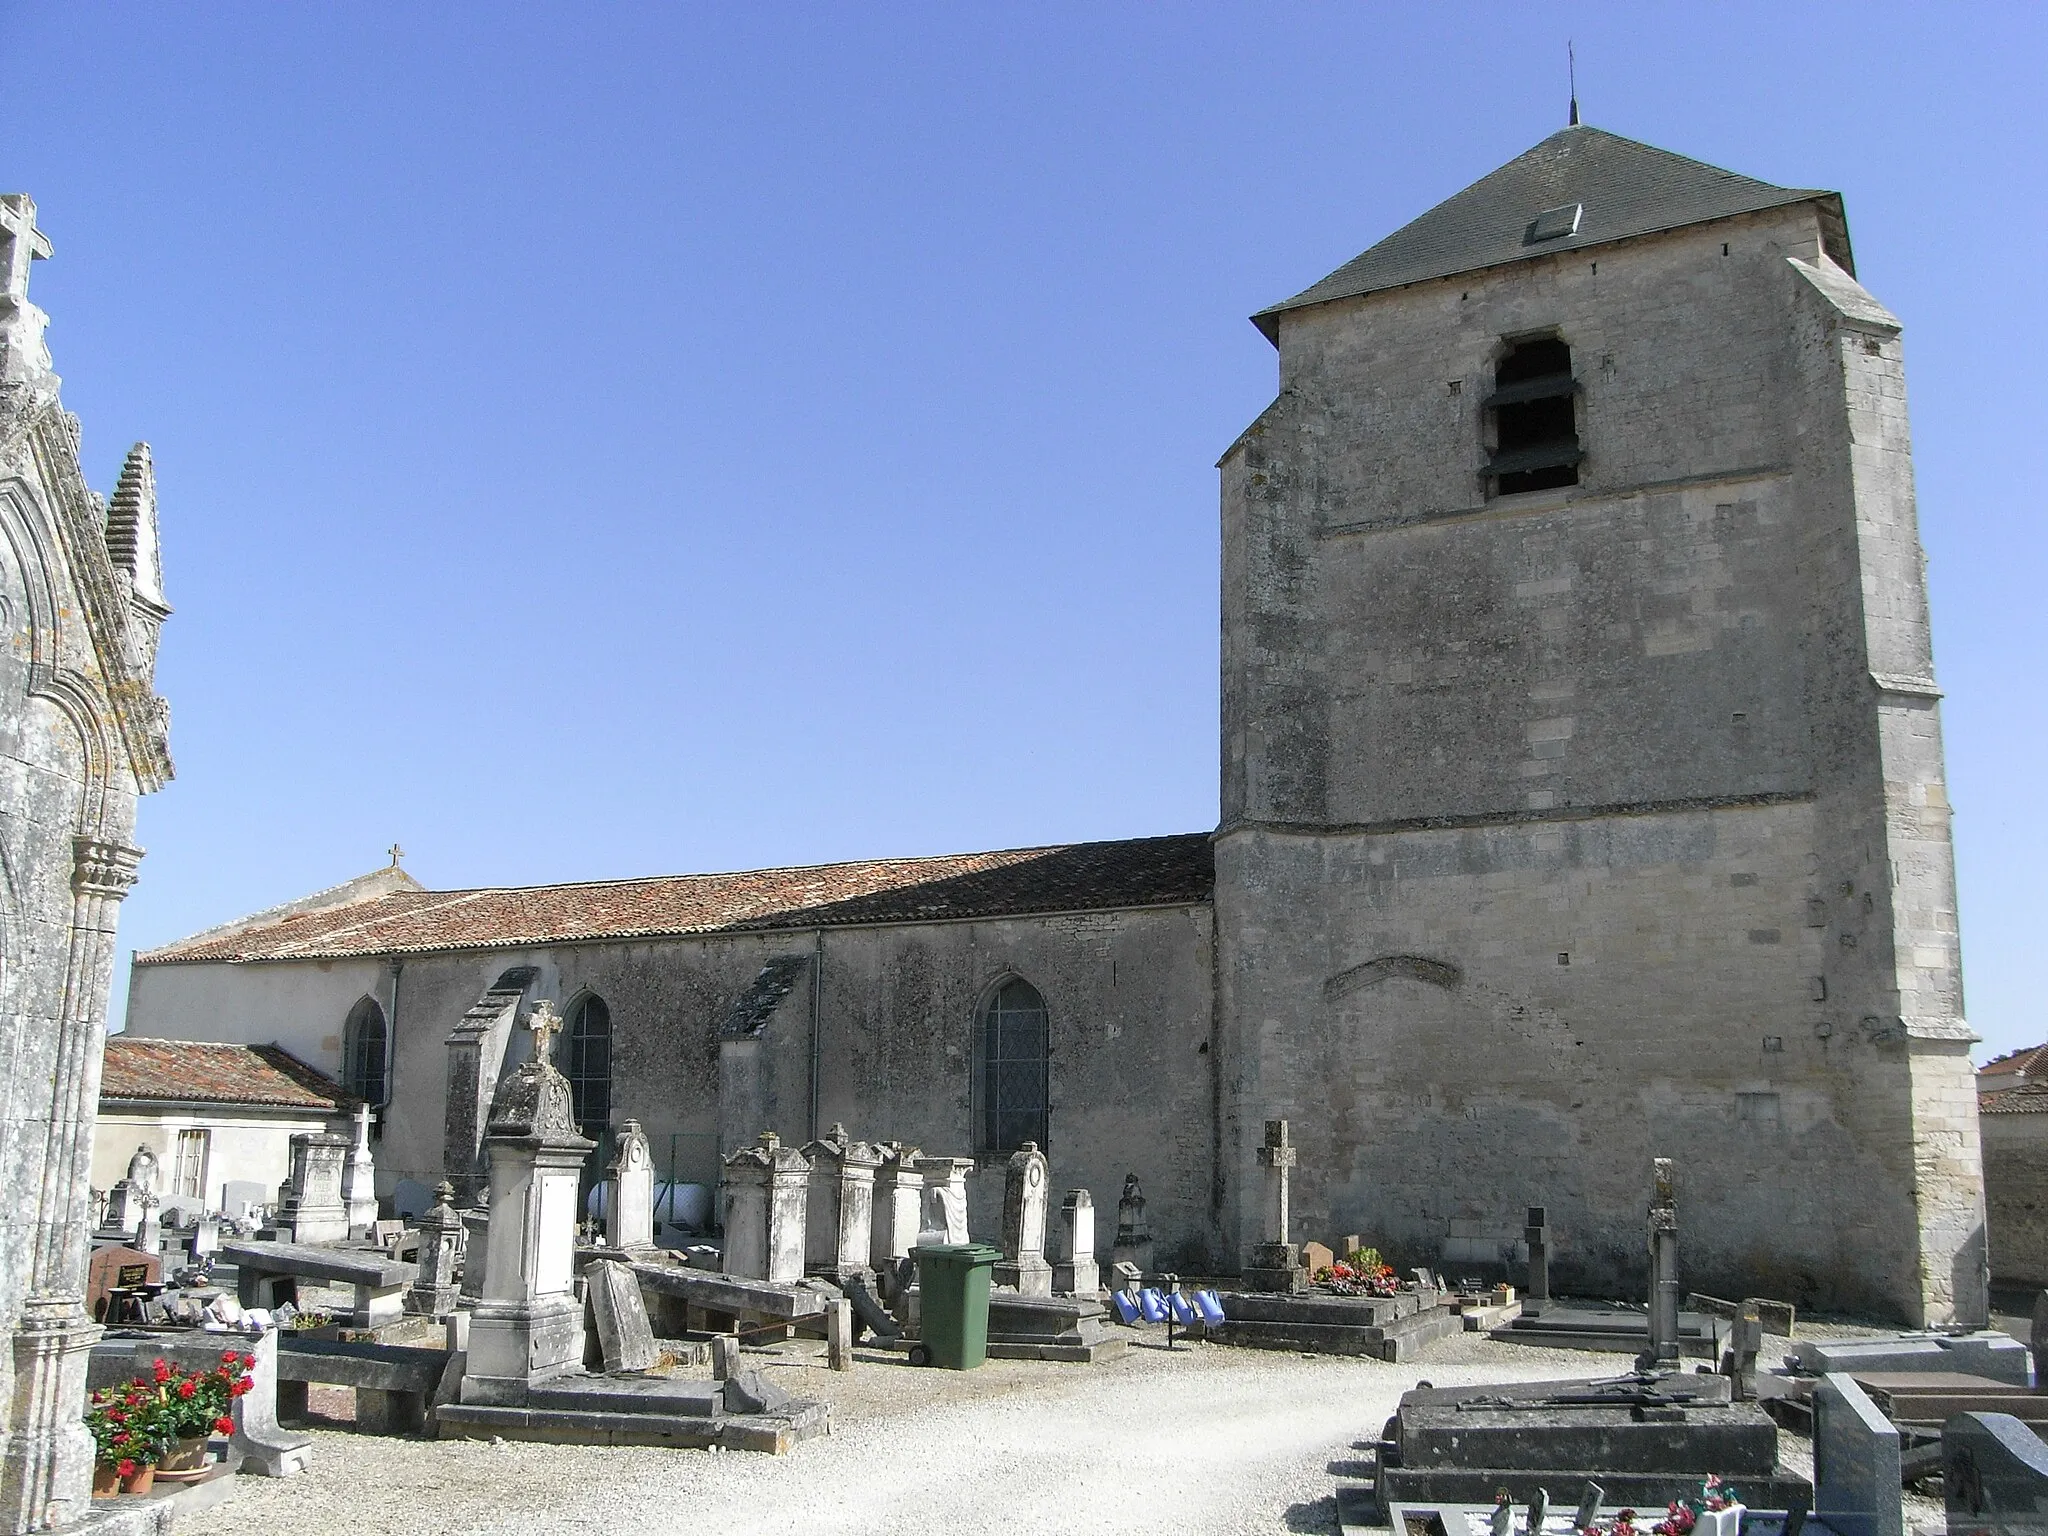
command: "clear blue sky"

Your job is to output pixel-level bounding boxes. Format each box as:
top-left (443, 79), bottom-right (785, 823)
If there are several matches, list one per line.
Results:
top-left (6, 4), bottom-right (2042, 1058)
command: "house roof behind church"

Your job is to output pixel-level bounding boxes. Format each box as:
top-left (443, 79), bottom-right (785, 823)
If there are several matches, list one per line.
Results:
top-left (1254, 125), bottom-right (1844, 339)
top-left (135, 832), bottom-right (1216, 964)
top-left (100, 1038), bottom-right (355, 1111)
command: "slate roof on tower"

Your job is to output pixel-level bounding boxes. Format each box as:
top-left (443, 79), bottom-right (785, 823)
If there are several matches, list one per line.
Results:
top-left (136, 833), bottom-right (1216, 964)
top-left (1253, 125), bottom-right (1849, 340)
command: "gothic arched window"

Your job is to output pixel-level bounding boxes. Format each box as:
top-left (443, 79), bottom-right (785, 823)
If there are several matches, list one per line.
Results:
top-left (342, 996), bottom-right (389, 1108)
top-left (980, 977), bottom-right (1049, 1154)
top-left (563, 994), bottom-right (612, 1143)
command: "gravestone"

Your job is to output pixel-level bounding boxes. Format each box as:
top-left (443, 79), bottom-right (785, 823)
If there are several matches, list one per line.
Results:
top-left (915, 1155), bottom-right (973, 1245)
top-left (604, 1118), bottom-right (656, 1254)
top-left (993, 1142), bottom-right (1053, 1296)
top-left (85, 1245), bottom-right (160, 1322)
top-left (276, 1131), bottom-right (350, 1244)
top-left (1815, 1372), bottom-right (1903, 1536)
top-left (342, 1102), bottom-right (379, 1235)
top-left (1645, 1158), bottom-right (1681, 1370)
top-left (721, 1131), bottom-right (810, 1282)
top-left (102, 1144), bottom-right (157, 1235)
top-left (459, 1000), bottom-right (597, 1407)
top-left (222, 1179), bottom-right (270, 1222)
top-left (1051, 1189), bottom-right (1099, 1296)
top-left (458, 1208), bottom-right (489, 1300)
top-left (871, 1143), bottom-right (924, 1275)
top-left (1945, 1411), bottom-right (2048, 1536)
top-left (1112, 1173), bottom-right (1155, 1279)
top-left (405, 1181), bottom-right (463, 1317)
top-left (1301, 1240), bottom-right (1335, 1276)
top-left (1525, 1206), bottom-right (1550, 1314)
top-left (1243, 1120), bottom-right (1305, 1293)
top-left (585, 1258), bottom-right (660, 1373)
top-left (192, 1214), bottom-right (221, 1260)
top-left (803, 1123), bottom-right (881, 1281)
top-left (135, 1194), bottom-right (161, 1256)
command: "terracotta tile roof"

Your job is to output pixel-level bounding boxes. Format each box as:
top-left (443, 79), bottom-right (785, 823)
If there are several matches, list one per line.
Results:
top-left (1982, 1079), bottom-right (2048, 1115)
top-left (135, 833), bottom-right (1216, 965)
top-left (100, 1038), bottom-right (355, 1111)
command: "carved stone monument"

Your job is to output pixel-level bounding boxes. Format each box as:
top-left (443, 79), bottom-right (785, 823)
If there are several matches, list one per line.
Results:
top-left (915, 1155), bottom-right (973, 1246)
top-left (1242, 1120), bottom-right (1304, 1293)
top-left (721, 1132), bottom-right (810, 1283)
top-left (993, 1142), bottom-right (1053, 1296)
top-left (1644, 1158), bottom-right (1681, 1370)
top-left (1111, 1173), bottom-right (1155, 1279)
top-left (604, 1118), bottom-right (656, 1254)
top-left (459, 1001), bottom-right (597, 1406)
top-left (1525, 1204), bottom-right (1550, 1315)
top-left (1052, 1188), bottom-right (1099, 1296)
top-left (405, 1181), bottom-right (463, 1318)
top-left (802, 1123), bottom-right (880, 1281)
top-left (101, 1144), bottom-right (158, 1237)
top-left (275, 1131), bottom-right (350, 1245)
top-left (870, 1142), bottom-right (924, 1276)
top-left (342, 1102), bottom-right (379, 1236)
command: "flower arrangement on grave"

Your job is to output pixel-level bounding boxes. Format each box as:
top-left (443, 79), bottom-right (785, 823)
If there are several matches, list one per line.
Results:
top-left (84, 1352), bottom-right (253, 1488)
top-left (1576, 1481), bottom-right (1741, 1536)
top-left (1311, 1250), bottom-right (1399, 1297)
top-left (1649, 1477), bottom-right (1741, 1536)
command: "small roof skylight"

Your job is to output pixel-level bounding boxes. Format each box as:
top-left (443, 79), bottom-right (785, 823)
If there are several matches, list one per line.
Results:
top-left (1526, 202), bottom-right (1583, 244)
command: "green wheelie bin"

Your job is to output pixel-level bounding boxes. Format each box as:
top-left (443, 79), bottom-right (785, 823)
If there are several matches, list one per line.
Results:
top-left (910, 1243), bottom-right (1000, 1369)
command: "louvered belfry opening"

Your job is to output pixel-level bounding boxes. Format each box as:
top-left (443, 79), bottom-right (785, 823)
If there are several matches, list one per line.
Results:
top-left (1486, 336), bottom-right (1582, 494)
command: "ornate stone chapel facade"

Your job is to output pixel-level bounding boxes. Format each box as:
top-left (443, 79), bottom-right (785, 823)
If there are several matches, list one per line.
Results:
top-left (128, 126), bottom-right (1985, 1328)
top-left (1, 194), bottom-right (174, 1532)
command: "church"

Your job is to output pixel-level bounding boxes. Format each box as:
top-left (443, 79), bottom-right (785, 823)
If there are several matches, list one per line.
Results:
top-left (126, 124), bottom-right (1984, 1327)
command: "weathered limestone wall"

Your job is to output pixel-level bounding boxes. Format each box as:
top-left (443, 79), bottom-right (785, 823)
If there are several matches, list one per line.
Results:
top-left (1219, 200), bottom-right (1978, 1323)
top-left (1980, 1111), bottom-right (2048, 1288)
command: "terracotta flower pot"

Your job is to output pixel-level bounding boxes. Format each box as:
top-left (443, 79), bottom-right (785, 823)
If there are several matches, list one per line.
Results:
top-left (118, 1464), bottom-right (154, 1496)
top-left (91, 1464), bottom-right (119, 1500)
top-left (152, 1437), bottom-right (210, 1481)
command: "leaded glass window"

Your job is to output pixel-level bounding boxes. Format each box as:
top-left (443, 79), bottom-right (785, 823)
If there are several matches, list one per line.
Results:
top-left (563, 994), bottom-right (612, 1143)
top-left (981, 978), bottom-right (1048, 1154)
top-left (343, 997), bottom-right (389, 1108)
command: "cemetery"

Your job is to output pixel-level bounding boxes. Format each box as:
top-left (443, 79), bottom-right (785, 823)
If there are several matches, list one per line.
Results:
top-left (76, 1035), bottom-right (2048, 1536)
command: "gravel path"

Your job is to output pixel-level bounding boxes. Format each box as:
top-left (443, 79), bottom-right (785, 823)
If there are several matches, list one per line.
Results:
top-left (180, 1334), bottom-right (1644, 1536)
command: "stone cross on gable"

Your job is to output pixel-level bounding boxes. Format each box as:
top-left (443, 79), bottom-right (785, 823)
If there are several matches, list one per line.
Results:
top-left (0, 196), bottom-right (51, 307)
top-left (527, 1000), bottom-right (563, 1065)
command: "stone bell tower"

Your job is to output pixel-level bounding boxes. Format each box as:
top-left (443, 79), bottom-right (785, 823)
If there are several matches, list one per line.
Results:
top-left (1215, 126), bottom-right (1980, 1325)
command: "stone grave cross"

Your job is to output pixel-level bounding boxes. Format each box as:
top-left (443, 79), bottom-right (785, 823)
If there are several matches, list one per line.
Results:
top-left (1257, 1119), bottom-right (1297, 1244)
top-left (528, 999), bottom-right (563, 1064)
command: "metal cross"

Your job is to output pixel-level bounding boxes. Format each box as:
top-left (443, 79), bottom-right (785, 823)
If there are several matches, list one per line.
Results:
top-left (527, 999), bottom-right (563, 1064)
top-left (387, 843), bottom-right (405, 867)
top-left (0, 197), bottom-right (51, 307)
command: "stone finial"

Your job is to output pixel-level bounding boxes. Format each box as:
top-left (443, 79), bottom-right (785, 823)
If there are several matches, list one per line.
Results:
top-left (105, 442), bottom-right (164, 606)
top-left (0, 195), bottom-right (54, 384)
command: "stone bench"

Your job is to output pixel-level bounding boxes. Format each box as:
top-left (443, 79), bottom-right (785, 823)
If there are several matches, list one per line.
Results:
top-left (222, 1240), bottom-right (416, 1329)
top-left (276, 1338), bottom-right (451, 1436)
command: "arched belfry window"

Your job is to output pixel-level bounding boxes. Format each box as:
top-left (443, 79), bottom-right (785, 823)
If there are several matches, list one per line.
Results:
top-left (1484, 335), bottom-right (1582, 495)
top-left (342, 997), bottom-right (389, 1108)
top-left (563, 994), bottom-right (612, 1143)
top-left (980, 978), bottom-right (1049, 1154)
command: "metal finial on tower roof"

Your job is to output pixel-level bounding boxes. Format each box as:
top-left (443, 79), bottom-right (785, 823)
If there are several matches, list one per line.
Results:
top-left (1568, 41), bottom-right (1580, 126)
